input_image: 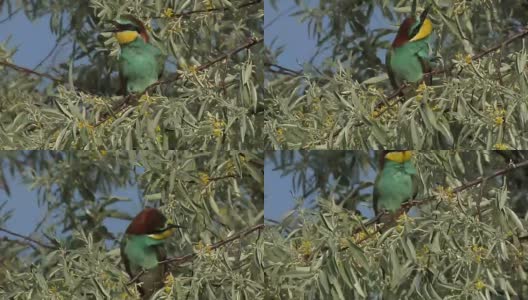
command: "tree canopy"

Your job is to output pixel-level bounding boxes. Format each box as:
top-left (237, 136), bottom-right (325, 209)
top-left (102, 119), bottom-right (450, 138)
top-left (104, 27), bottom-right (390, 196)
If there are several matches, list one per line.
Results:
top-left (264, 150), bottom-right (528, 299)
top-left (265, 0), bottom-right (528, 149)
top-left (0, 0), bottom-right (263, 150)
top-left (0, 150), bottom-right (264, 299)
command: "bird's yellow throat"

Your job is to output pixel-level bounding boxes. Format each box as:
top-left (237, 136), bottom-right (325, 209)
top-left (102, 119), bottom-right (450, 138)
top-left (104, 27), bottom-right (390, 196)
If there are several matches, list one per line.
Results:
top-left (409, 18), bottom-right (432, 42)
top-left (115, 30), bottom-right (139, 45)
top-left (148, 227), bottom-right (176, 240)
top-left (385, 151), bottom-right (413, 163)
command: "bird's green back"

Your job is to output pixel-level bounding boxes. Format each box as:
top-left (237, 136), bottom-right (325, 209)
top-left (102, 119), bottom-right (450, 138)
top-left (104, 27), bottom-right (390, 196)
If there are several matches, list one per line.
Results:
top-left (119, 37), bottom-right (166, 94)
top-left (374, 160), bottom-right (417, 212)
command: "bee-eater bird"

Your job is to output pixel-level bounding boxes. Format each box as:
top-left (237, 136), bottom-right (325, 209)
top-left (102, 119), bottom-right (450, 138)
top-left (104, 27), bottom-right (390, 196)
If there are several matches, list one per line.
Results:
top-left (373, 151), bottom-right (418, 224)
top-left (106, 15), bottom-right (166, 95)
top-left (121, 208), bottom-right (182, 299)
top-left (386, 4), bottom-right (433, 91)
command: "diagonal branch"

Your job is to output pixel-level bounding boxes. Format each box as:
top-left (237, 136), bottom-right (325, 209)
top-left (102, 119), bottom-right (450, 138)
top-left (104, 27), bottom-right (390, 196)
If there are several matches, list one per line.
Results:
top-left (94, 36), bottom-right (263, 127)
top-left (368, 27), bottom-right (528, 119)
top-left (126, 223), bottom-right (265, 285)
top-left (353, 158), bottom-right (528, 237)
top-left (0, 226), bottom-right (55, 249)
top-left (151, 0), bottom-right (262, 19)
top-left (0, 60), bottom-right (63, 83)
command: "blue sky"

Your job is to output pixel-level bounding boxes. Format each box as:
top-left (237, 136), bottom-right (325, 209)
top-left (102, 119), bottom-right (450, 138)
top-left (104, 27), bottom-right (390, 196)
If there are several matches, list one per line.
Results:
top-left (265, 151), bottom-right (377, 222)
top-left (0, 158), bottom-right (143, 247)
top-left (0, 10), bottom-right (64, 70)
top-left (265, 0), bottom-right (399, 72)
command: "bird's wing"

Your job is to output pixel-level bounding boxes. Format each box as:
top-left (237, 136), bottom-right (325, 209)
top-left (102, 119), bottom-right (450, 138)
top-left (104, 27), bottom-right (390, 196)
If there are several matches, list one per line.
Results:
top-left (120, 239), bottom-right (133, 278)
top-left (417, 55), bottom-right (432, 85)
top-left (385, 49), bottom-right (399, 90)
top-left (373, 176), bottom-right (380, 216)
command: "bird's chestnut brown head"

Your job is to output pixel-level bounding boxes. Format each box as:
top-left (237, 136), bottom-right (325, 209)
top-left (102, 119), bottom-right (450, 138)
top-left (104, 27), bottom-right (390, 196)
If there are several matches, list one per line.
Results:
top-left (126, 208), bottom-right (183, 240)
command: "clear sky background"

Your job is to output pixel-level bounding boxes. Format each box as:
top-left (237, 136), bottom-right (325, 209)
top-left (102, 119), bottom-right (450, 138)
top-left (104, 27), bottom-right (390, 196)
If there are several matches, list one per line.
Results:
top-left (0, 9), bottom-right (67, 71)
top-left (265, 0), bottom-right (396, 72)
top-left (265, 151), bottom-right (377, 222)
top-left (0, 157), bottom-right (144, 248)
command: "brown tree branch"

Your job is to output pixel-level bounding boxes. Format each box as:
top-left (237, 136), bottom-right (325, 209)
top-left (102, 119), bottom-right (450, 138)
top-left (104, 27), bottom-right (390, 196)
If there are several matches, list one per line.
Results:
top-left (265, 62), bottom-right (302, 76)
top-left (368, 27), bottom-right (528, 121)
top-left (126, 223), bottom-right (265, 285)
top-left (352, 158), bottom-right (528, 238)
top-left (0, 60), bottom-right (63, 83)
top-left (151, 0), bottom-right (262, 19)
top-left (0, 226), bottom-right (55, 249)
top-left (94, 36), bottom-right (263, 127)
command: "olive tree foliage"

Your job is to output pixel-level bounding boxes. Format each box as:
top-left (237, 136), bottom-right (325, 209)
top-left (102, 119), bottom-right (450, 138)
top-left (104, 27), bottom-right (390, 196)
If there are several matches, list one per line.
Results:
top-left (0, 0), bottom-right (263, 150)
top-left (0, 150), bottom-right (264, 299)
top-left (263, 150), bottom-right (528, 299)
top-left (264, 0), bottom-right (528, 149)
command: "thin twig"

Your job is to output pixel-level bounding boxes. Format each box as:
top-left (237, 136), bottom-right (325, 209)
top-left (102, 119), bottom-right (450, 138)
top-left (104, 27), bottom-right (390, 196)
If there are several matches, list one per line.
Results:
top-left (151, 0), bottom-right (262, 19)
top-left (265, 62), bottom-right (302, 76)
top-left (95, 37), bottom-right (263, 127)
top-left (0, 227), bottom-right (55, 249)
top-left (368, 27), bottom-right (528, 119)
top-left (126, 224), bottom-right (265, 285)
top-left (352, 159), bottom-right (528, 237)
top-left (0, 60), bottom-right (63, 82)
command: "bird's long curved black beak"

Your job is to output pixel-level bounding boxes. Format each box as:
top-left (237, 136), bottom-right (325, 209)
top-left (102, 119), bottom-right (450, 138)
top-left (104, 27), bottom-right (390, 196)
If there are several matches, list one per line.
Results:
top-left (420, 6), bottom-right (430, 24)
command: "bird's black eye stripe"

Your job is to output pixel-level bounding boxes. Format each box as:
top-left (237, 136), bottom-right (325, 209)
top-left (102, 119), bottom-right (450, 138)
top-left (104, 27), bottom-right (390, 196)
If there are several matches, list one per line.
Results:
top-left (149, 224), bottom-right (182, 234)
top-left (117, 24), bottom-right (140, 32)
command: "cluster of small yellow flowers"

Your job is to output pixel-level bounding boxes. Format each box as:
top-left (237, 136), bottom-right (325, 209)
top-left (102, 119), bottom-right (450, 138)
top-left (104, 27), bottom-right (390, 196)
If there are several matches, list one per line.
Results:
top-left (431, 104), bottom-right (441, 111)
top-left (352, 231), bottom-right (368, 243)
top-left (276, 128), bottom-right (285, 142)
top-left (465, 54), bottom-right (472, 65)
top-left (298, 240), bottom-right (312, 259)
top-left (416, 82), bottom-right (427, 94)
top-left (155, 125), bottom-right (163, 143)
top-left (471, 244), bottom-right (487, 263)
top-left (371, 105), bottom-right (385, 119)
top-left (195, 241), bottom-right (213, 255)
top-left (164, 273), bottom-right (175, 293)
top-left (199, 172), bottom-right (210, 185)
top-left (203, 0), bottom-right (214, 10)
top-left (139, 93), bottom-right (153, 104)
top-left (493, 143), bottom-right (509, 150)
top-left (488, 108), bottom-right (507, 126)
top-left (78, 120), bottom-right (94, 132)
top-left (163, 8), bottom-right (174, 18)
top-left (324, 114), bottom-right (335, 129)
top-left (396, 212), bottom-right (413, 225)
top-left (435, 186), bottom-right (456, 202)
top-left (238, 153), bottom-right (246, 163)
top-left (474, 279), bottom-right (485, 290)
top-left (208, 115), bottom-right (225, 137)
top-left (225, 159), bottom-right (236, 175)
top-left (99, 150), bottom-right (108, 156)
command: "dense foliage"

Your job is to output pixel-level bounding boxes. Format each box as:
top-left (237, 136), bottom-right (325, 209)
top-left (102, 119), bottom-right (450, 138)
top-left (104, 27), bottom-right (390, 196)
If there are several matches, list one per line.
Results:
top-left (263, 150), bottom-right (528, 299)
top-left (0, 150), bottom-right (264, 299)
top-left (0, 0), bottom-right (263, 150)
top-left (265, 0), bottom-right (528, 149)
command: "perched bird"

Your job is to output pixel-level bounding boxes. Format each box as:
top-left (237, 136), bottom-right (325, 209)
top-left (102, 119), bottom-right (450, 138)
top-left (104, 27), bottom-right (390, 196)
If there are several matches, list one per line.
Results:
top-left (373, 151), bottom-right (418, 225)
top-left (120, 208), bottom-right (182, 299)
top-left (386, 3), bottom-right (433, 92)
top-left (106, 14), bottom-right (166, 95)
